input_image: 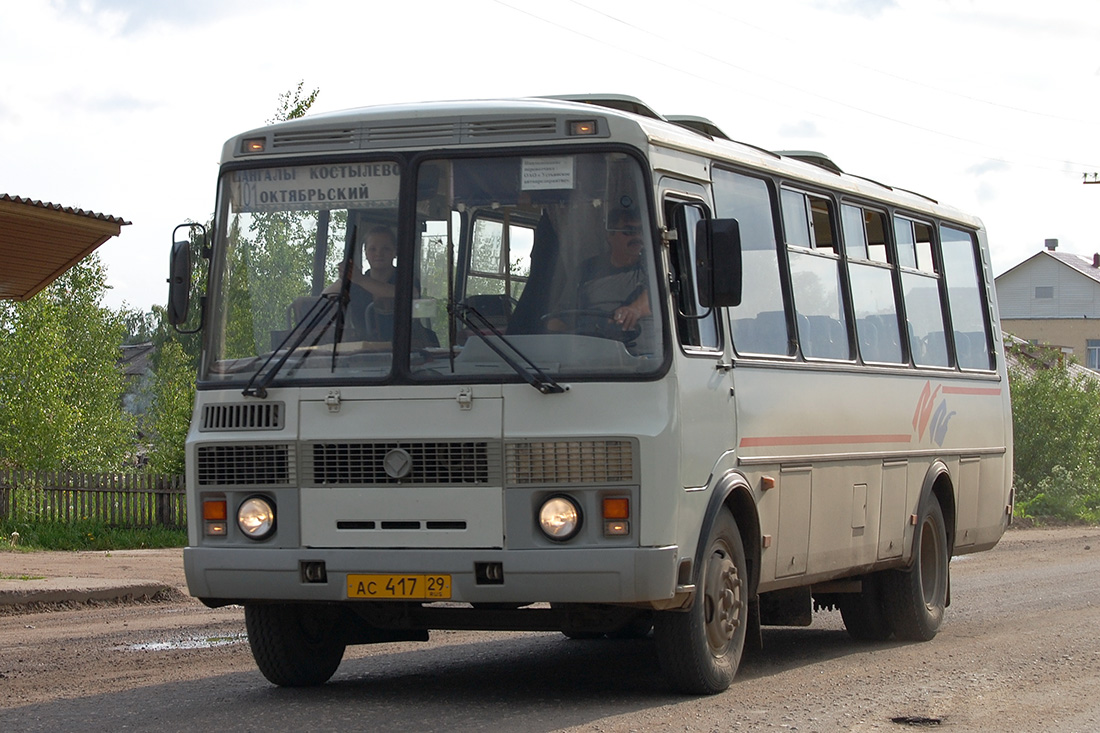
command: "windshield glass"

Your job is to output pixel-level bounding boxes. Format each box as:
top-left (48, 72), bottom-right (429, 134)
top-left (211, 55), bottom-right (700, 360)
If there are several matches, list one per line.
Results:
top-left (202, 152), bottom-right (665, 386)
top-left (411, 152), bottom-right (665, 380)
top-left (204, 161), bottom-right (402, 384)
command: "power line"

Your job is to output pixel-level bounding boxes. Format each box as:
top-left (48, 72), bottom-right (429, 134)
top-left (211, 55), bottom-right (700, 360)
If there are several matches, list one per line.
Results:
top-left (695, 0), bottom-right (1100, 129)
top-left (570, 0), bottom-right (1100, 172)
top-left (498, 0), bottom-right (1100, 174)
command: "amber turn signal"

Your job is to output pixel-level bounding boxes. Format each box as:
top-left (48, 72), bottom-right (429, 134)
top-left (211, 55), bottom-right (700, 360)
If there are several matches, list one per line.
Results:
top-left (203, 499), bottom-right (227, 521)
top-left (602, 497), bottom-right (629, 520)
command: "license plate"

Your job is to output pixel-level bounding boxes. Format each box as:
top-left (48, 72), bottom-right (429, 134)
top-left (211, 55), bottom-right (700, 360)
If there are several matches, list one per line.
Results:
top-left (346, 574), bottom-right (451, 600)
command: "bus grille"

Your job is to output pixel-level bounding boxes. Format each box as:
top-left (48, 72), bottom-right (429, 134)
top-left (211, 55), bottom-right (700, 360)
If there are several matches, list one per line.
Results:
top-left (200, 402), bottom-right (284, 431)
top-left (196, 444), bottom-right (293, 486)
top-left (505, 440), bottom-right (635, 485)
top-left (307, 441), bottom-right (496, 485)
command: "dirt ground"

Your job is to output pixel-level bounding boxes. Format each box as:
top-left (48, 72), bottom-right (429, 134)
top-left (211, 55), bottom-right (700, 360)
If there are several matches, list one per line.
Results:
top-left (0, 547), bottom-right (188, 590)
top-left (1, 526), bottom-right (1099, 731)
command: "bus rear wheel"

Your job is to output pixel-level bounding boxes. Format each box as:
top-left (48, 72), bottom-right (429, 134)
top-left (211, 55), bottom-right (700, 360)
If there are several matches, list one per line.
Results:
top-left (881, 496), bottom-right (949, 641)
top-left (654, 509), bottom-right (747, 694)
top-left (837, 573), bottom-right (893, 641)
top-left (244, 603), bottom-right (347, 686)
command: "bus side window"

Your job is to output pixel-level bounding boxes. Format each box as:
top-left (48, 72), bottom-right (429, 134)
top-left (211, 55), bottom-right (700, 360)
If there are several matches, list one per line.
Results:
top-left (668, 201), bottom-right (720, 350)
top-left (782, 189), bottom-right (851, 361)
top-left (940, 225), bottom-right (993, 370)
top-left (712, 169), bottom-right (792, 356)
top-left (842, 204), bottom-right (905, 364)
top-left (895, 216), bottom-right (950, 368)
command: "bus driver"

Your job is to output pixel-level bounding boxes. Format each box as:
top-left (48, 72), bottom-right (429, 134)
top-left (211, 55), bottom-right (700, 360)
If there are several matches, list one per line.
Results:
top-left (548, 206), bottom-right (653, 348)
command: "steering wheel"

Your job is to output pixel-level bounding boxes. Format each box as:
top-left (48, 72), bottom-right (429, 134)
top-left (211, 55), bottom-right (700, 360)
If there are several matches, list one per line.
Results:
top-left (541, 309), bottom-right (641, 343)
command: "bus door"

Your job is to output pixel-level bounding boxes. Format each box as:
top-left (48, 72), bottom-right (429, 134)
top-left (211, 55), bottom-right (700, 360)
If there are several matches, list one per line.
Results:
top-left (662, 186), bottom-right (730, 490)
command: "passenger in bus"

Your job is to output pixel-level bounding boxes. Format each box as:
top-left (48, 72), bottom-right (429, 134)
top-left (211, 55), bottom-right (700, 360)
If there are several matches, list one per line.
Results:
top-left (325, 226), bottom-right (399, 339)
top-left (324, 225), bottom-right (437, 347)
top-left (547, 207), bottom-right (652, 346)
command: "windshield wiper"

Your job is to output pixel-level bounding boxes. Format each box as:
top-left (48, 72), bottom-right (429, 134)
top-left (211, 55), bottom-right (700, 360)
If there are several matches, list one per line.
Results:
top-left (242, 294), bottom-right (340, 398)
top-left (453, 303), bottom-right (565, 395)
top-left (330, 225), bottom-right (359, 373)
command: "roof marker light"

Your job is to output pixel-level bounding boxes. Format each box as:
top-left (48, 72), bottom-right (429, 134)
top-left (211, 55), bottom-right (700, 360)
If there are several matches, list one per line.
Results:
top-left (568, 120), bottom-right (598, 136)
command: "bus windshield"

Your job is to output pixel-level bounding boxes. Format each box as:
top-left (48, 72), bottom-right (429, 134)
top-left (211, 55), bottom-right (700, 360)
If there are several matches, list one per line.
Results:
top-left (203, 151), bottom-right (665, 385)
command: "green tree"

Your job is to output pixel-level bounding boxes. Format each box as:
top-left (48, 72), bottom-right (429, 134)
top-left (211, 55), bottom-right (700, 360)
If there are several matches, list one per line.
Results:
top-left (1008, 342), bottom-right (1100, 521)
top-left (269, 80), bottom-right (320, 124)
top-left (144, 339), bottom-right (194, 474)
top-left (0, 254), bottom-right (135, 471)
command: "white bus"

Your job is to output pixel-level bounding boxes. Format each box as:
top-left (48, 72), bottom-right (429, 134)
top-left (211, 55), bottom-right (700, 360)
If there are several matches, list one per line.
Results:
top-left (171, 95), bottom-right (1012, 694)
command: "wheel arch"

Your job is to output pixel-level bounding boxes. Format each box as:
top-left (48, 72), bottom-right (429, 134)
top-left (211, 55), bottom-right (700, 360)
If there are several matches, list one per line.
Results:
top-left (692, 470), bottom-right (761, 598)
top-left (923, 460), bottom-right (957, 558)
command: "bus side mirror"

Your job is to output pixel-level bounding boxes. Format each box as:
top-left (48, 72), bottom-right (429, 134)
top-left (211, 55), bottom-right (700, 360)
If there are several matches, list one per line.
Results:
top-left (167, 238), bottom-right (191, 326)
top-left (695, 218), bottom-right (742, 307)
top-left (168, 222), bottom-right (206, 328)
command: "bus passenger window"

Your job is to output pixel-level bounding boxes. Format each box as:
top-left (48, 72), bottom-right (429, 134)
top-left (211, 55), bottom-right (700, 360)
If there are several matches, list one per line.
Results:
top-left (941, 225), bottom-right (993, 370)
top-left (843, 206), bottom-right (904, 364)
top-left (713, 169), bottom-right (791, 356)
top-left (783, 189), bottom-right (850, 361)
top-left (895, 215), bottom-right (949, 367)
top-left (894, 217), bottom-right (935, 273)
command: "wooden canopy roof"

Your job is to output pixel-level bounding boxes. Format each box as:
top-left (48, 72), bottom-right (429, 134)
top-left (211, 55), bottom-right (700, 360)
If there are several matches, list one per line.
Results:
top-left (0, 194), bottom-right (129, 301)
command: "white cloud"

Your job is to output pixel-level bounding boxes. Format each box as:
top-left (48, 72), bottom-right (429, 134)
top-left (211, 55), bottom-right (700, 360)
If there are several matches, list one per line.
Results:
top-left (967, 161), bottom-right (1010, 177)
top-left (811, 0), bottom-right (899, 18)
top-left (778, 120), bottom-right (823, 139)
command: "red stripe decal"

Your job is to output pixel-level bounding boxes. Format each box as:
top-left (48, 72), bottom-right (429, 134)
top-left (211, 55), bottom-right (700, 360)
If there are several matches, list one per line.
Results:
top-left (941, 386), bottom-right (1002, 396)
top-left (739, 434), bottom-right (913, 448)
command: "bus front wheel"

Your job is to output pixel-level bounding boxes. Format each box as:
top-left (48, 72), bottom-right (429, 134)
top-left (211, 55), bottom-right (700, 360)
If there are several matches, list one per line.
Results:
top-left (881, 496), bottom-right (949, 641)
top-left (654, 509), bottom-right (748, 694)
top-left (244, 603), bottom-right (347, 686)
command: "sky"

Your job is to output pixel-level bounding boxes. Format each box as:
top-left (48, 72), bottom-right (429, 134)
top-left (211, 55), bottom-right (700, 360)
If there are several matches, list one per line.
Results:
top-left (2, 0), bottom-right (1099, 312)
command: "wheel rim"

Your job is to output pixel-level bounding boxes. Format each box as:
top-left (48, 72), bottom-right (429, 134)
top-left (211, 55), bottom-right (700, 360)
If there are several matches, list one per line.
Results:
top-left (917, 516), bottom-right (947, 609)
top-left (703, 540), bottom-right (742, 657)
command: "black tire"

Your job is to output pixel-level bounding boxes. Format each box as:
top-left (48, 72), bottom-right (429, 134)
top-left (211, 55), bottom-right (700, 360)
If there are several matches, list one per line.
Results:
top-left (654, 510), bottom-right (748, 694)
top-left (560, 629), bottom-right (605, 640)
top-left (244, 603), bottom-right (347, 687)
top-left (881, 496), bottom-right (949, 641)
top-left (607, 611), bottom-right (654, 639)
top-left (837, 572), bottom-right (894, 641)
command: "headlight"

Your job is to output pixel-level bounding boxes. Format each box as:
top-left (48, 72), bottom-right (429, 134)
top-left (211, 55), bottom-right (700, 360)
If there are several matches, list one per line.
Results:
top-left (538, 495), bottom-right (582, 542)
top-left (237, 496), bottom-right (275, 540)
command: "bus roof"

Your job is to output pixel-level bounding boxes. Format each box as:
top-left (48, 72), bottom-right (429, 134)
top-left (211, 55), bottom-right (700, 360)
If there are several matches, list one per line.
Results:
top-left (224, 96), bottom-right (982, 230)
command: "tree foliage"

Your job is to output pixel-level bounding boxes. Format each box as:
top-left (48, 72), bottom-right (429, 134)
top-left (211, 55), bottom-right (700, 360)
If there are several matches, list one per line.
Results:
top-left (144, 338), bottom-right (194, 474)
top-left (1008, 342), bottom-right (1100, 522)
top-left (0, 255), bottom-right (135, 471)
top-left (269, 80), bottom-right (320, 124)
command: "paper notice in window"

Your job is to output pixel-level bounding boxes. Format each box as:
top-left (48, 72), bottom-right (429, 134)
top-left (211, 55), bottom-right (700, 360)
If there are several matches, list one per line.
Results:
top-left (521, 157), bottom-right (575, 190)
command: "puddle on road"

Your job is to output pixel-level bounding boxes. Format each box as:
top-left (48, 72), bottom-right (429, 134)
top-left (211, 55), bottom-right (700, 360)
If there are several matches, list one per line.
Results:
top-left (118, 632), bottom-right (248, 652)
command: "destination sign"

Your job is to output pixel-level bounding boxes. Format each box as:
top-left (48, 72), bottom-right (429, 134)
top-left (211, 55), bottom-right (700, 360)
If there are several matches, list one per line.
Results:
top-left (229, 163), bottom-right (401, 212)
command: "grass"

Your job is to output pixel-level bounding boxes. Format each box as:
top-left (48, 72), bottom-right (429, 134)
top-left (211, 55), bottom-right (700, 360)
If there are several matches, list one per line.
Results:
top-left (1, 520), bottom-right (186, 551)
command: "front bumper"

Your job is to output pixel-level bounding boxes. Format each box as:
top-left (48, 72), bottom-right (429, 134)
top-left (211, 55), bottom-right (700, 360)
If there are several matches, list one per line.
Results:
top-left (184, 545), bottom-right (680, 605)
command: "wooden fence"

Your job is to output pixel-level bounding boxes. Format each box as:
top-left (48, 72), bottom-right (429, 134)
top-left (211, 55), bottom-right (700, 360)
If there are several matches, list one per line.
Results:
top-left (0, 471), bottom-right (187, 528)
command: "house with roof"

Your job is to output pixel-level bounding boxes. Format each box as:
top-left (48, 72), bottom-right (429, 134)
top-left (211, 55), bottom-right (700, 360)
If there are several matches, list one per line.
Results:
top-left (0, 193), bottom-right (128, 300)
top-left (995, 241), bottom-right (1100, 370)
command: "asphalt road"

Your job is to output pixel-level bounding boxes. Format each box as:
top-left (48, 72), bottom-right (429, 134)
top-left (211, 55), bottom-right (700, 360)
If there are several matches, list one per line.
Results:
top-left (2, 525), bottom-right (1099, 732)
